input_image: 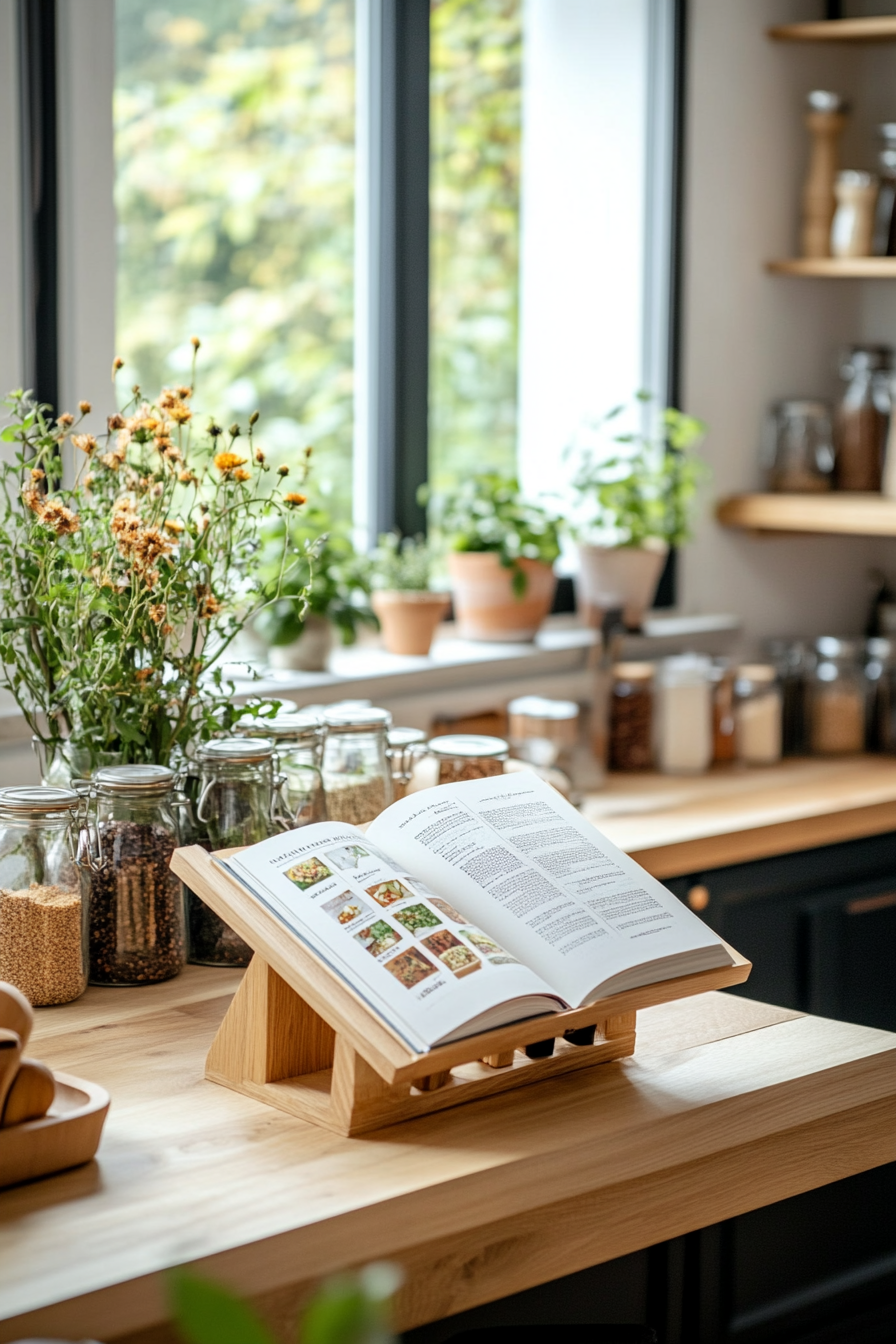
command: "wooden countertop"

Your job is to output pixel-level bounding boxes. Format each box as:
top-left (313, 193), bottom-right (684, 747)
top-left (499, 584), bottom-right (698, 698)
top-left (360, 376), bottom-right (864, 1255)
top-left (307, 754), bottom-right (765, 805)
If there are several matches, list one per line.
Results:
top-left (585, 756), bottom-right (896, 877)
top-left (1, 969), bottom-right (894, 1342)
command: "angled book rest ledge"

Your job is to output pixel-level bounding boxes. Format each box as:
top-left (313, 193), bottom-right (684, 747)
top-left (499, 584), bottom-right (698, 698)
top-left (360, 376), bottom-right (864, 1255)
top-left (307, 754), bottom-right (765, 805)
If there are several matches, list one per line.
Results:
top-left (171, 845), bottom-right (752, 1136)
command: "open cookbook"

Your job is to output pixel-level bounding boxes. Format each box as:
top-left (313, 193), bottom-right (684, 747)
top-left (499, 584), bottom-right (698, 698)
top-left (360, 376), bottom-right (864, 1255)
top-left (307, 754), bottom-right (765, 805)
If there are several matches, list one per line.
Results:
top-left (220, 772), bottom-right (733, 1054)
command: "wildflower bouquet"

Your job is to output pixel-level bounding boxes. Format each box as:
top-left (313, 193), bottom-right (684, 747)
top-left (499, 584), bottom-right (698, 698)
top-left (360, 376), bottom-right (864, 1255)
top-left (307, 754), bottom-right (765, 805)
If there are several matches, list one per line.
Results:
top-left (0, 345), bottom-right (313, 775)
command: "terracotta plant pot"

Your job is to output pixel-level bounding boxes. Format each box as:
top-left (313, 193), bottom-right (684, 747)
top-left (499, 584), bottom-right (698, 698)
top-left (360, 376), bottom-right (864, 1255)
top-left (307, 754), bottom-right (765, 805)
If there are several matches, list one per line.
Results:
top-left (447, 553), bottom-right (556, 642)
top-left (267, 614), bottom-right (335, 672)
top-left (575, 541), bottom-right (668, 630)
top-left (371, 590), bottom-right (450, 656)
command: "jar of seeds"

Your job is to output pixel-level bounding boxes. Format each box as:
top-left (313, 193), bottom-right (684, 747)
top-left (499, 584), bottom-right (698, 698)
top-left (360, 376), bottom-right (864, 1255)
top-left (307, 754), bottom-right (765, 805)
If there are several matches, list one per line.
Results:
top-left (322, 707), bottom-right (393, 823)
top-left (190, 737), bottom-right (290, 966)
top-left (428, 734), bottom-right (509, 783)
top-left (0, 787), bottom-right (85, 1005)
top-left (809, 637), bottom-right (867, 755)
top-left (236, 711), bottom-right (327, 825)
top-left (75, 765), bottom-right (186, 986)
top-left (608, 666), bottom-right (654, 771)
top-left (387, 726), bottom-right (428, 801)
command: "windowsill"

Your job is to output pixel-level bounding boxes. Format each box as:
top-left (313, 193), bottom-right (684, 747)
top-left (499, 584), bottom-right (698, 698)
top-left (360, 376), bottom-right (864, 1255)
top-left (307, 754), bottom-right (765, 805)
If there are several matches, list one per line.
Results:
top-left (0, 611), bottom-right (741, 746)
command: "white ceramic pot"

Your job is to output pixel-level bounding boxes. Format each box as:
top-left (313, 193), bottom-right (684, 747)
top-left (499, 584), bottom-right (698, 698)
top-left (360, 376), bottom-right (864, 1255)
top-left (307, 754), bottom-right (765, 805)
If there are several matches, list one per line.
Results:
top-left (575, 541), bottom-right (668, 629)
top-left (267, 615), bottom-right (335, 672)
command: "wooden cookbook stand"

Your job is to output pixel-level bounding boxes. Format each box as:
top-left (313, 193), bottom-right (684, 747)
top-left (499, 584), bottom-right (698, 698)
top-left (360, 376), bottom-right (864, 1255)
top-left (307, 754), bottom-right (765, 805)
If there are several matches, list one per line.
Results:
top-left (171, 845), bottom-right (752, 1136)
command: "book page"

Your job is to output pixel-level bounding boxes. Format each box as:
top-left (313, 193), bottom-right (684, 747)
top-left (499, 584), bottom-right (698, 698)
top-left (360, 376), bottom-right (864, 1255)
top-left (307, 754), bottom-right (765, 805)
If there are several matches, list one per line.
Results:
top-left (224, 820), bottom-right (563, 1051)
top-left (368, 774), bottom-right (732, 1005)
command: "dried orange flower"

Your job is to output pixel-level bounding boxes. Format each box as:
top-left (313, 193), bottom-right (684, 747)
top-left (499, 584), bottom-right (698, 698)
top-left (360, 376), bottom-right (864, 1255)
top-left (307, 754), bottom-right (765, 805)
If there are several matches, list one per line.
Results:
top-left (163, 519), bottom-right (185, 534)
top-left (285, 492), bottom-right (307, 506)
top-left (178, 468), bottom-right (197, 484)
top-left (72, 434), bottom-right (97, 455)
top-left (168, 403), bottom-right (192, 425)
top-left (56, 413), bottom-right (74, 428)
top-left (149, 604), bottom-right (167, 625)
top-left (112, 356), bottom-right (125, 373)
top-left (39, 500), bottom-right (80, 536)
top-left (190, 335), bottom-right (201, 349)
top-left (22, 487), bottom-right (43, 515)
top-left (255, 449), bottom-right (265, 464)
top-left (232, 467), bottom-right (251, 483)
top-left (176, 385), bottom-right (192, 399)
top-left (135, 668), bottom-right (155, 683)
top-left (214, 451), bottom-right (248, 475)
top-left (30, 468), bottom-right (45, 482)
top-left (277, 464), bottom-right (289, 476)
top-left (78, 401), bottom-right (91, 415)
top-left (196, 586), bottom-right (221, 618)
top-left (108, 413), bottom-right (126, 431)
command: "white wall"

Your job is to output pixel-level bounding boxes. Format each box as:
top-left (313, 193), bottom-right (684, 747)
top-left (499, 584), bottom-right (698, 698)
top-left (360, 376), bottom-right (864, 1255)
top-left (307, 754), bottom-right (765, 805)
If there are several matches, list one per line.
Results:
top-left (680, 0), bottom-right (895, 646)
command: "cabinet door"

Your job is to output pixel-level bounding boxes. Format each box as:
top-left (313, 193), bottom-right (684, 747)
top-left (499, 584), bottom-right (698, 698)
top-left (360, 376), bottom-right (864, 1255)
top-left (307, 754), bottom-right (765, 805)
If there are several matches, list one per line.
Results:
top-left (805, 887), bottom-right (896, 1030)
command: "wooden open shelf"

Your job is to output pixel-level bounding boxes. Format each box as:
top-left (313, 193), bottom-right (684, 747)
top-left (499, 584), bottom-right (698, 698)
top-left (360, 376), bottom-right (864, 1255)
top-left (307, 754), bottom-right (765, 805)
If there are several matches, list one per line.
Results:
top-left (769, 16), bottom-right (896, 41)
top-left (766, 257), bottom-right (896, 278)
top-left (717, 492), bottom-right (896, 537)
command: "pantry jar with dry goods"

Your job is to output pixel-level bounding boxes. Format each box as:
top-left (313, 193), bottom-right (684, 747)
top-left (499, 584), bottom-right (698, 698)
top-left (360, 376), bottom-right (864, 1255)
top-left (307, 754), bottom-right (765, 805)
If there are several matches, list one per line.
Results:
top-left (238, 712), bottom-right (327, 826)
top-left (809, 637), bottom-right (867, 755)
top-left (428, 734), bottom-right (509, 783)
top-left (507, 696), bottom-right (580, 777)
top-left (655, 655), bottom-right (713, 775)
top-left (75, 765), bottom-right (186, 986)
top-left (322, 707), bottom-right (393, 823)
top-left (0, 787), bottom-right (85, 1005)
top-left (189, 738), bottom-right (289, 966)
top-left (733, 665), bottom-right (783, 765)
top-left (608, 666), bottom-right (654, 771)
top-left (387, 726), bottom-right (428, 801)
top-left (766, 638), bottom-right (812, 755)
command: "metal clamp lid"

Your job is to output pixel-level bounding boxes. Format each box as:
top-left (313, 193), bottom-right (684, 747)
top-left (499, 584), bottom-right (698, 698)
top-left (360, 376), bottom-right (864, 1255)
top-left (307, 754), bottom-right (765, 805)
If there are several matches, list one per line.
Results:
top-left (198, 736), bottom-right (276, 762)
top-left (92, 764), bottom-right (175, 794)
top-left (0, 786), bottom-right (79, 812)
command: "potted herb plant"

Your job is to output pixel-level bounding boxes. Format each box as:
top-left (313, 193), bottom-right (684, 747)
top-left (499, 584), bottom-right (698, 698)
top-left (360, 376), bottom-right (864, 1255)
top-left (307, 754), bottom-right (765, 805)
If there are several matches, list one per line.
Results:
top-left (425, 474), bottom-right (561, 642)
top-left (253, 506), bottom-right (377, 671)
top-left (368, 533), bottom-right (449, 656)
top-left (569, 396), bottom-right (707, 628)
top-left (0, 350), bottom-right (312, 781)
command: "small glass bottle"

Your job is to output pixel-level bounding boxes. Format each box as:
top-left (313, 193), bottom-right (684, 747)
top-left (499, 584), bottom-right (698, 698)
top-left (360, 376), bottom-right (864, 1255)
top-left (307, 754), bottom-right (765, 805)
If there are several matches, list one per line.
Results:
top-left (322, 707), bottom-right (393, 823)
top-left (237, 711), bottom-right (327, 826)
top-left (507, 696), bottom-right (580, 776)
top-left (765, 400), bottom-right (834, 493)
top-left (831, 170), bottom-right (878, 258)
top-left (809, 637), bottom-right (867, 755)
top-left (710, 662), bottom-right (736, 764)
top-left (0, 787), bottom-right (85, 1005)
top-left (655, 655), bottom-right (713, 775)
top-left (873, 123), bottom-right (896, 256)
top-left (835, 345), bottom-right (892, 492)
top-left (386, 726), bottom-right (428, 801)
top-left (75, 765), bottom-right (186, 986)
top-left (428, 734), bottom-right (509, 783)
top-left (190, 737), bottom-right (287, 966)
top-left (734, 665), bottom-right (783, 765)
top-left (607, 667), bottom-right (654, 771)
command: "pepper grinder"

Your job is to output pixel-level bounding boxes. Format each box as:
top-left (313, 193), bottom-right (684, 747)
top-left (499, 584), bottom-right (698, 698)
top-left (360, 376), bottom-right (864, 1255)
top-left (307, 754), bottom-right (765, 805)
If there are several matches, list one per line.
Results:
top-left (801, 90), bottom-right (849, 259)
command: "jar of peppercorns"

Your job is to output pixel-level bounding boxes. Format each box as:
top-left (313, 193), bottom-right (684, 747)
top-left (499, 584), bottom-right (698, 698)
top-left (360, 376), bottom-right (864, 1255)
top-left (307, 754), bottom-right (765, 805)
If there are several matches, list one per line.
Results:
top-left (609, 663), bottom-right (654, 771)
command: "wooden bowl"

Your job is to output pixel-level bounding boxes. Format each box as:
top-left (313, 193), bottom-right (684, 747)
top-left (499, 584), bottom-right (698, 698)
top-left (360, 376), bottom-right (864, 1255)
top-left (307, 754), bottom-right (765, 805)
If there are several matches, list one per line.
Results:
top-left (0, 1071), bottom-right (109, 1190)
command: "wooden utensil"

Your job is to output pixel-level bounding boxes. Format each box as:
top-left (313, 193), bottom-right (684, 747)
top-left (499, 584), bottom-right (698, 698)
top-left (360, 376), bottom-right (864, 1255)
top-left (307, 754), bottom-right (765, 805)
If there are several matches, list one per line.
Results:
top-left (1, 1059), bottom-right (56, 1127)
top-left (0, 981), bottom-right (34, 1051)
top-left (0, 1028), bottom-right (23, 1115)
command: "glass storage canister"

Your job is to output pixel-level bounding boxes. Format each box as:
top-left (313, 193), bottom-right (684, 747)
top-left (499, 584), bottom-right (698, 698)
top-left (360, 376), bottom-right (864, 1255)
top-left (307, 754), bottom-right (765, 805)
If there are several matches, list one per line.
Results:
top-left (765, 400), bottom-right (834, 493)
top-left (809, 637), bottom-right (867, 755)
top-left (428, 734), bottom-right (509, 784)
top-left (236, 711), bottom-right (327, 826)
top-left (865, 637), bottom-right (896, 751)
top-left (189, 737), bottom-right (288, 966)
top-left (655, 654), bottom-right (713, 775)
top-left (710, 661), bottom-right (736, 764)
top-left (387, 726), bottom-right (428, 801)
top-left (0, 787), bottom-right (85, 1005)
top-left (75, 765), bottom-right (186, 986)
top-left (766, 638), bottom-right (811, 755)
top-left (834, 344), bottom-right (892, 492)
top-left (322, 707), bottom-right (393, 823)
top-left (507, 696), bottom-right (580, 775)
top-left (607, 667), bottom-right (654, 771)
top-left (734, 665), bottom-right (783, 765)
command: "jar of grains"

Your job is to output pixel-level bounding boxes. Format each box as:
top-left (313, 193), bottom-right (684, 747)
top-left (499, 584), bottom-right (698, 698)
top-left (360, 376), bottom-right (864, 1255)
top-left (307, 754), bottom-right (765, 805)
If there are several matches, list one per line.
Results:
top-left (0, 787), bottom-right (85, 1005)
top-left (428, 734), bottom-right (509, 784)
top-left (608, 665), bottom-right (654, 771)
top-left (809, 637), bottom-right (867, 755)
top-left (190, 738), bottom-right (289, 966)
top-left (734, 665), bottom-right (783, 765)
top-left (322, 707), bottom-right (394, 823)
top-left (236, 711), bottom-right (328, 826)
top-left (507, 696), bottom-right (580, 776)
top-left (75, 765), bottom-right (186, 986)
top-left (387, 727), bottom-right (428, 801)
top-left (655, 654), bottom-right (713, 775)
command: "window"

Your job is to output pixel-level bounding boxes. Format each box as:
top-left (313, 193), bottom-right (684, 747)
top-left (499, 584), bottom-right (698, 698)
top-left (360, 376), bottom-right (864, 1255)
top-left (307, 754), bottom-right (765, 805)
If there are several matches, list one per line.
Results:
top-left (114, 0), bottom-right (356, 519)
top-left (10, 0), bottom-right (680, 552)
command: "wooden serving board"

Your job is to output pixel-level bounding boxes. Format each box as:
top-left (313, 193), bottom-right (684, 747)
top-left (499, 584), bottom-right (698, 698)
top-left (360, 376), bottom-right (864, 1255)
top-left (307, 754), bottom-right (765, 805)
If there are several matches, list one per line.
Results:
top-left (0, 1071), bottom-right (110, 1191)
top-left (171, 844), bottom-right (751, 1136)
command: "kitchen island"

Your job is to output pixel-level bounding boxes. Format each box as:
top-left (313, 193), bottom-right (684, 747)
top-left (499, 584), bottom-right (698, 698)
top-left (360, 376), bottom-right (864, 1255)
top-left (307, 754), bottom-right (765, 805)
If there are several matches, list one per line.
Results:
top-left (0, 969), bottom-right (894, 1344)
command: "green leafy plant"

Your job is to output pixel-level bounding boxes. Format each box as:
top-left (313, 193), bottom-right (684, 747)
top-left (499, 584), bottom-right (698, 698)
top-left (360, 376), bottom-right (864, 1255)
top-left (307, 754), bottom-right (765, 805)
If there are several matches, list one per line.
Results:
top-left (369, 533), bottom-right (433, 592)
top-left (568, 395), bottom-right (707, 548)
top-left (169, 1263), bottom-right (401, 1344)
top-left (253, 505), bottom-right (377, 648)
top-left (422, 473), bottom-right (561, 597)
top-left (0, 350), bottom-right (315, 774)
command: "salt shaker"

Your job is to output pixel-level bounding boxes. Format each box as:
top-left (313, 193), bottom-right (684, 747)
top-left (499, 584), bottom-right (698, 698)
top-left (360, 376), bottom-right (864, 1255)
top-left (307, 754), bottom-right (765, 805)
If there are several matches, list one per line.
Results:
top-left (831, 171), bottom-right (878, 258)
